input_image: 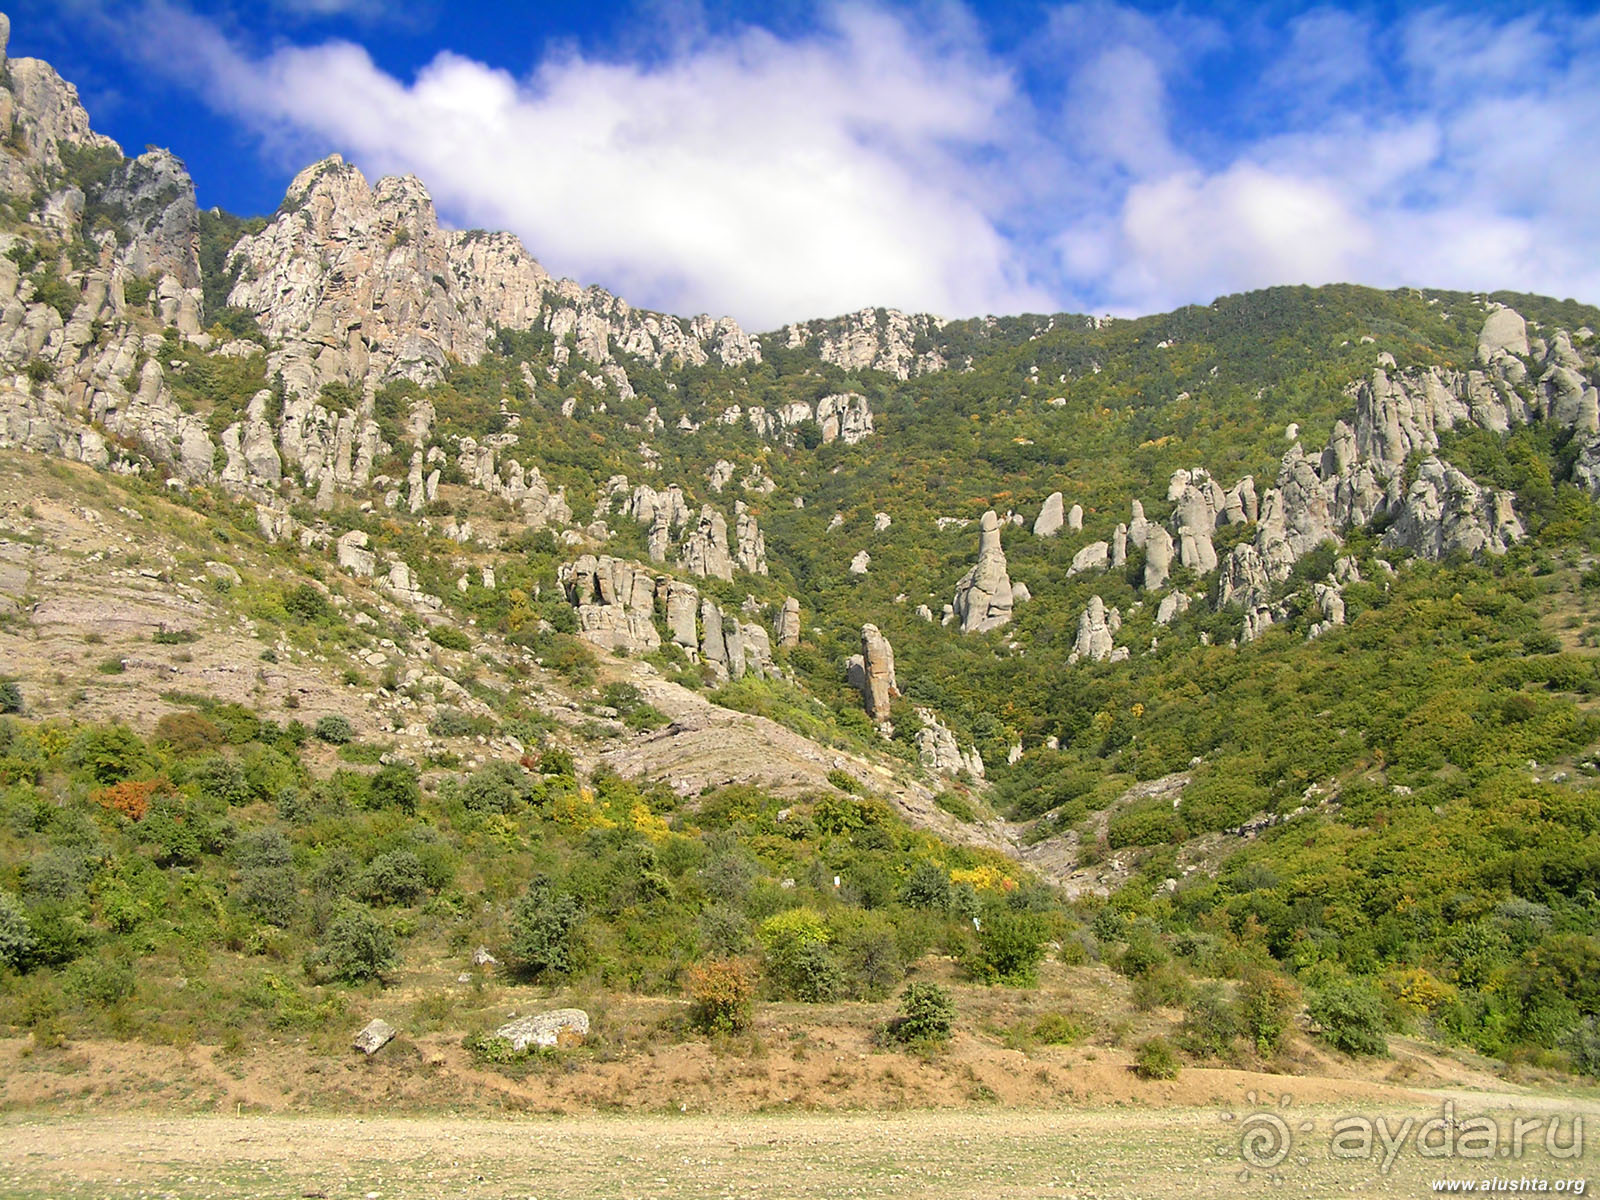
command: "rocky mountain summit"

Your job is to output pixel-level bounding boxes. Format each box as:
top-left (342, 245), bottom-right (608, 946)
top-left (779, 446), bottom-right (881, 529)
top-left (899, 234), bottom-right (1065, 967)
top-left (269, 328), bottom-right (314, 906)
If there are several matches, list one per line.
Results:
top-left (0, 12), bottom-right (1598, 809)
top-left (227, 155), bottom-right (762, 402)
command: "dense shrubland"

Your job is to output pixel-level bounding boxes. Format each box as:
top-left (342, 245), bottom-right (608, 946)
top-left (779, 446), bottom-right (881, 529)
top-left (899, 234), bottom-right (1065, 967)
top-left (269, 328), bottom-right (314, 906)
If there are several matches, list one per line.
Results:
top-left (0, 710), bottom-right (1068, 1049)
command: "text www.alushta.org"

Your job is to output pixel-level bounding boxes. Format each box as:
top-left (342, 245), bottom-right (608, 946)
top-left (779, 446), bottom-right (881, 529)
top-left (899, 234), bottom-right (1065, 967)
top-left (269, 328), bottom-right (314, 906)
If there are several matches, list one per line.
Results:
top-left (1432, 1180), bottom-right (1587, 1194)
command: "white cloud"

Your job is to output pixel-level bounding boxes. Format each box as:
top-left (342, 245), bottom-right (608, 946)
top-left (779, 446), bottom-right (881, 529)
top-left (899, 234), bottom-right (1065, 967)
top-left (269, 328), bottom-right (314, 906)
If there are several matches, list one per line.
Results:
top-left (134, 1), bottom-right (1052, 329)
top-left (1049, 4), bottom-right (1600, 314)
top-left (117, 1), bottom-right (1600, 324)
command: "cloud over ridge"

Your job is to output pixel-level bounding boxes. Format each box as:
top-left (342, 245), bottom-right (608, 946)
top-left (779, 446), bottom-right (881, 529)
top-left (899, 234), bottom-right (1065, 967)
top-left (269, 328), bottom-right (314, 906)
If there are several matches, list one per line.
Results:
top-left (122, 2), bottom-right (1600, 327)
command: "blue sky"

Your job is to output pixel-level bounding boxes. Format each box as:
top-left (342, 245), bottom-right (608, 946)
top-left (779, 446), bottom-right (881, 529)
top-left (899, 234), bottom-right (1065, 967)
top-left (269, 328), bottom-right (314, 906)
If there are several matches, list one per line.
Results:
top-left (12, 1), bottom-right (1600, 328)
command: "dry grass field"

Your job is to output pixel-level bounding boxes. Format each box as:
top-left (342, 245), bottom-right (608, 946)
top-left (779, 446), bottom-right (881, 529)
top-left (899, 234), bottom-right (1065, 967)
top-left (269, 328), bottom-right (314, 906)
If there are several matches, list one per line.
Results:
top-left (2, 1094), bottom-right (1596, 1200)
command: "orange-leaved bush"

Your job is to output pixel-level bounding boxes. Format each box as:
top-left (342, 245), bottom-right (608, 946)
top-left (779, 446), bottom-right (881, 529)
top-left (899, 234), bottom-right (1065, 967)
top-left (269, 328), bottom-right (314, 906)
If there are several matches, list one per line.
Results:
top-left (686, 957), bottom-right (757, 1034)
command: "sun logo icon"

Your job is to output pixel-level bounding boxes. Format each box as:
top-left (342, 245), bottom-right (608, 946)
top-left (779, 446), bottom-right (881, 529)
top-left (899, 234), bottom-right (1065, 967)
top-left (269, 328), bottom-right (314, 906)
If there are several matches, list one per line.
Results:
top-left (1219, 1091), bottom-right (1316, 1183)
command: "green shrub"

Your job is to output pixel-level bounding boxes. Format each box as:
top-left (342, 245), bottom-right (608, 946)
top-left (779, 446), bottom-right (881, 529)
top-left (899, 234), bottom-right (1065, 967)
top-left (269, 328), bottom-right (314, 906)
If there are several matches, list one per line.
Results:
top-left (284, 585), bottom-right (330, 621)
top-left (782, 940), bottom-right (843, 1002)
top-left (154, 711), bottom-right (222, 752)
top-left (459, 760), bottom-right (528, 813)
top-left (139, 809), bottom-right (202, 867)
top-left (367, 763), bottom-right (420, 813)
top-left (427, 625), bottom-right (472, 651)
top-left (66, 956), bottom-right (135, 1006)
top-left (69, 724), bottom-right (149, 784)
top-left (1107, 801), bottom-right (1184, 848)
top-left (1032, 1012), bottom-right (1088, 1045)
top-left (236, 866), bottom-right (301, 927)
top-left (1131, 962), bottom-right (1191, 1011)
top-left (507, 878), bottom-right (583, 980)
top-left (538, 747), bottom-right (576, 777)
top-left (893, 982), bottom-right (954, 1044)
top-left (1178, 986), bottom-right (1239, 1058)
top-left (428, 708), bottom-right (483, 738)
top-left (314, 715), bottom-right (355, 745)
top-left (0, 888), bottom-right (35, 969)
top-left (1308, 980), bottom-right (1388, 1056)
top-left (0, 680), bottom-right (22, 715)
top-left (1133, 1036), bottom-right (1181, 1080)
top-left (152, 628), bottom-right (199, 645)
top-left (25, 905), bottom-right (91, 966)
top-left (901, 859), bottom-right (953, 911)
top-left (1117, 930), bottom-right (1169, 977)
top-left (188, 753), bottom-right (250, 806)
top-left (234, 829), bottom-right (292, 870)
top-left (826, 768), bottom-right (862, 794)
top-left (359, 851), bottom-right (428, 906)
top-left (967, 910), bottom-right (1050, 985)
top-left (463, 1031), bottom-right (522, 1064)
top-left (1564, 1017), bottom-right (1600, 1078)
top-left (23, 850), bottom-right (92, 902)
top-left (314, 905), bottom-right (396, 983)
top-left (1237, 970), bottom-right (1301, 1055)
top-left (757, 907), bottom-right (840, 1001)
top-left (834, 915), bottom-right (903, 1000)
top-left (698, 904), bottom-right (752, 958)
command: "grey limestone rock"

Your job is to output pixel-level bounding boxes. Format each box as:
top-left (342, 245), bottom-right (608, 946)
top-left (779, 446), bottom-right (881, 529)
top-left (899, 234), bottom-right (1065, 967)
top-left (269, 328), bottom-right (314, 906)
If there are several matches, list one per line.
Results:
top-left (681, 505), bottom-right (734, 581)
top-left (1143, 525), bottom-right (1174, 591)
top-left (1034, 492), bottom-right (1064, 537)
top-left (494, 1008), bottom-right (589, 1051)
top-left (1478, 306), bottom-right (1529, 363)
top-left (1155, 591), bottom-right (1191, 625)
top-left (1067, 595), bottom-right (1121, 664)
top-left (951, 510), bottom-right (1014, 633)
top-left (1381, 456), bottom-right (1522, 559)
top-left (734, 501), bottom-right (768, 575)
top-left (913, 706), bottom-right (983, 778)
top-left (353, 1019), bottom-right (397, 1056)
top-left (775, 596), bottom-right (801, 647)
top-left (1068, 540), bottom-right (1109, 576)
top-left (855, 624), bottom-right (898, 721)
top-left (816, 392), bottom-right (876, 444)
top-left (782, 309), bottom-right (946, 380)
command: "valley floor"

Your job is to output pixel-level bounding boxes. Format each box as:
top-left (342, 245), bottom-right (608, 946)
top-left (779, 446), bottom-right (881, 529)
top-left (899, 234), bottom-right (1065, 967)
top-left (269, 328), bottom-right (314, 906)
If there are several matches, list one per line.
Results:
top-left (2, 1090), bottom-right (1597, 1200)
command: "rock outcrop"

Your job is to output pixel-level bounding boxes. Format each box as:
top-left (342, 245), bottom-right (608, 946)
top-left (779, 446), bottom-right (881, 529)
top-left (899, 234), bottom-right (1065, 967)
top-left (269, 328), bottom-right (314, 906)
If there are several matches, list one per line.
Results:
top-left (775, 597), bottom-right (801, 647)
top-left (913, 707), bottom-right (984, 778)
top-left (1067, 596), bottom-right (1122, 664)
top-left (1068, 541), bottom-right (1109, 576)
top-left (849, 624), bottom-right (898, 721)
top-left (815, 392), bottom-right (876, 445)
top-left (227, 156), bottom-right (758, 401)
top-left (1155, 591), bottom-right (1191, 625)
top-left (951, 510), bottom-right (1014, 633)
top-left (733, 502), bottom-right (768, 576)
top-left (1478, 306), bottom-right (1529, 363)
top-left (782, 308), bottom-right (948, 379)
top-left (1308, 580), bottom-right (1346, 639)
top-left (1382, 457), bottom-right (1523, 559)
top-left (495, 1009), bottom-right (589, 1051)
top-left (1143, 526), bottom-right (1174, 591)
top-left (681, 505), bottom-right (734, 581)
top-left (1034, 492), bottom-right (1064, 537)
top-left (560, 555), bottom-right (662, 655)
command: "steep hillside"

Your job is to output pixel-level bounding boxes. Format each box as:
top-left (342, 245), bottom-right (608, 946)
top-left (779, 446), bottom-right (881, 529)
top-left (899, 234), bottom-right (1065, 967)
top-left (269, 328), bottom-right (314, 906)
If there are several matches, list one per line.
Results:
top-left (2, 9), bottom-right (1600, 1091)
